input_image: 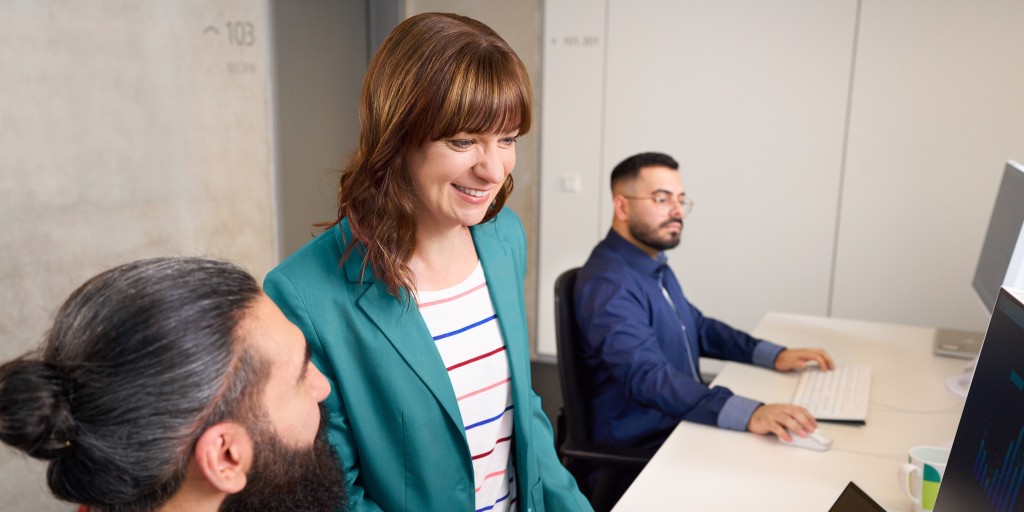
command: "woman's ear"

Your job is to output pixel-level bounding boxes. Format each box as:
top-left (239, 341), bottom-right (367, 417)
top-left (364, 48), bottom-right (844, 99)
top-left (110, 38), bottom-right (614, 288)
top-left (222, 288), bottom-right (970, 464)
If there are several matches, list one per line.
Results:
top-left (192, 422), bottom-right (253, 494)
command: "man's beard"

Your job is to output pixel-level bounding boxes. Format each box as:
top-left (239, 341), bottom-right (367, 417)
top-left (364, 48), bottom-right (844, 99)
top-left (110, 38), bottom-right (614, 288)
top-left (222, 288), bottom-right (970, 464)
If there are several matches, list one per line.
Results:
top-left (220, 405), bottom-right (347, 512)
top-left (629, 217), bottom-right (683, 252)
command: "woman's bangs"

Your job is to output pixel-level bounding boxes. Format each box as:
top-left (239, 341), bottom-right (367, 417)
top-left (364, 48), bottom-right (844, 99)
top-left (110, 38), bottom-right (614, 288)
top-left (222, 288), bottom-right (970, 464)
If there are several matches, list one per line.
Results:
top-left (431, 54), bottom-right (531, 139)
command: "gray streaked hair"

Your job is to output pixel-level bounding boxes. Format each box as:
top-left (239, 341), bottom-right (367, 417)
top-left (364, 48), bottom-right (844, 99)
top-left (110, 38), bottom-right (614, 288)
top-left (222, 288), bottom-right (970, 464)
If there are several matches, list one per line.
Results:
top-left (0, 257), bottom-right (268, 511)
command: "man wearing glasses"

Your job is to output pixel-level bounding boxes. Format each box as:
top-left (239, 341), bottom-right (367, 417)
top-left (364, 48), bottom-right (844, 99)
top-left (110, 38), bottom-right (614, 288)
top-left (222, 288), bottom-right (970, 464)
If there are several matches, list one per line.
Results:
top-left (573, 152), bottom-right (833, 501)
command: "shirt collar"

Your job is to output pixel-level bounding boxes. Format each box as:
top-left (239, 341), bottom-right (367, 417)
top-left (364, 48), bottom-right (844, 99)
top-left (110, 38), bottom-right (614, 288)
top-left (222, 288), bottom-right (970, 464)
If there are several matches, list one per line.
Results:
top-left (604, 229), bottom-right (668, 279)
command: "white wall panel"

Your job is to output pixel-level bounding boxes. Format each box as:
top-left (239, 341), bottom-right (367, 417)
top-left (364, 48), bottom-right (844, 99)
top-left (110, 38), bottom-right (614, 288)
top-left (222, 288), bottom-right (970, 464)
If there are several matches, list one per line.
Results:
top-left (601, 0), bottom-right (856, 334)
top-left (540, 0), bottom-right (1024, 358)
top-left (537, 0), bottom-right (609, 356)
top-left (833, 0), bottom-right (1024, 330)
top-left (538, 0), bottom-right (857, 356)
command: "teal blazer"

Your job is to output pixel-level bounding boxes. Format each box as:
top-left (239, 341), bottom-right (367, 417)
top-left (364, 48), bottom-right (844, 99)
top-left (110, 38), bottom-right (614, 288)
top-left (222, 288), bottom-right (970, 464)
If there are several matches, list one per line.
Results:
top-left (264, 209), bottom-right (592, 512)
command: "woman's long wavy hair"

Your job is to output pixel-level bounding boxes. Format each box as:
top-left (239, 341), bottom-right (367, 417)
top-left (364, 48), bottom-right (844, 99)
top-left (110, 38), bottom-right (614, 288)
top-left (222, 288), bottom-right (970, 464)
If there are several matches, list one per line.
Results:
top-left (330, 12), bottom-right (532, 298)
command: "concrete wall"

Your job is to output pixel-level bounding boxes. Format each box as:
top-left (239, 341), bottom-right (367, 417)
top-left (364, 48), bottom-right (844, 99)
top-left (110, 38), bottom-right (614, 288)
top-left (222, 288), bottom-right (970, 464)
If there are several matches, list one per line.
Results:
top-left (0, 1), bottom-right (276, 509)
top-left (272, 0), bottom-right (367, 257)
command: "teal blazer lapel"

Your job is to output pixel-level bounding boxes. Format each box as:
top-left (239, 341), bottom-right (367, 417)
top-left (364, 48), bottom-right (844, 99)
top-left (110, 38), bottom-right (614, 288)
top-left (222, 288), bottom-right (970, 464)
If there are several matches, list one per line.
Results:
top-left (471, 221), bottom-right (530, 405)
top-left (471, 218), bottom-right (537, 492)
top-left (337, 221), bottom-right (465, 435)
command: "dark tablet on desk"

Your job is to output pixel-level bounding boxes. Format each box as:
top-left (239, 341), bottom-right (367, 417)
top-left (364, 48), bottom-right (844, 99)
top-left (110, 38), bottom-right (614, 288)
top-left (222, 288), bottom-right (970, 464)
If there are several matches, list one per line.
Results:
top-left (828, 482), bottom-right (887, 512)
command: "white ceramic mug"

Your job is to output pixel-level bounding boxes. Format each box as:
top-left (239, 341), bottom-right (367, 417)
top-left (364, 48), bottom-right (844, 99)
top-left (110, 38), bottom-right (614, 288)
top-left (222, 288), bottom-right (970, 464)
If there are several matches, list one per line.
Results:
top-left (898, 445), bottom-right (949, 512)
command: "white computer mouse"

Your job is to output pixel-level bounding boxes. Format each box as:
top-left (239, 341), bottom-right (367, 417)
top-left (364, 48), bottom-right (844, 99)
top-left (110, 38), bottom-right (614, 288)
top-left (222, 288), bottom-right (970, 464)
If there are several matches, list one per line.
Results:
top-left (779, 428), bottom-right (833, 451)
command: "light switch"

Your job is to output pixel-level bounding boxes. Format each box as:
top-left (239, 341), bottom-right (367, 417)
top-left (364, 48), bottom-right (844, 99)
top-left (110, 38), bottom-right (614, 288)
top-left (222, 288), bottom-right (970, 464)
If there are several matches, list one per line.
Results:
top-left (560, 174), bottom-right (581, 193)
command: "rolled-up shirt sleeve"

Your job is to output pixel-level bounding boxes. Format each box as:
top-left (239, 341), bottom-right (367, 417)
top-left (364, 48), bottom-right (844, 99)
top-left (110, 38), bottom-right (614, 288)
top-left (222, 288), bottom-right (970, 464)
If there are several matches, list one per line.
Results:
top-left (752, 340), bottom-right (786, 369)
top-left (716, 395), bottom-right (763, 431)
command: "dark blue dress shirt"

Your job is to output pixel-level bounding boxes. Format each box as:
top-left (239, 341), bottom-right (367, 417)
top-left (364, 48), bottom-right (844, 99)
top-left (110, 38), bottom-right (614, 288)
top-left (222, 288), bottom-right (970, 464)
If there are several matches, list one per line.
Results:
top-left (574, 230), bottom-right (784, 449)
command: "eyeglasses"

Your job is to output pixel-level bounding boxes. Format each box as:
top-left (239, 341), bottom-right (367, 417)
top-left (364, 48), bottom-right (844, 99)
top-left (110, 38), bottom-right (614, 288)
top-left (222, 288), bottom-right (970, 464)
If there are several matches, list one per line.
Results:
top-left (621, 191), bottom-right (694, 215)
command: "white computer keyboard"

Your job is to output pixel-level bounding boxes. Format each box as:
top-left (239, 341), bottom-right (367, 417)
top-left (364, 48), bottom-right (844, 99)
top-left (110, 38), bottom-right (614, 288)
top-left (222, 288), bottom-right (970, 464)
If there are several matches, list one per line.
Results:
top-left (791, 363), bottom-right (872, 423)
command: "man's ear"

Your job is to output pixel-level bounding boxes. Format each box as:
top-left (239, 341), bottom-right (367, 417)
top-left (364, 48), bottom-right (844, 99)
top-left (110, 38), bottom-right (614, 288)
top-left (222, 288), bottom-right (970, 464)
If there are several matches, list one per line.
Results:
top-left (193, 422), bottom-right (253, 495)
top-left (613, 194), bottom-right (631, 223)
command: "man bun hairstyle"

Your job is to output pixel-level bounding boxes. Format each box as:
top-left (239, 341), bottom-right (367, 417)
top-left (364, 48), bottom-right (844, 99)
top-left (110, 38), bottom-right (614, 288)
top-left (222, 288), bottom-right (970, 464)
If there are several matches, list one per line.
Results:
top-left (0, 257), bottom-right (267, 511)
top-left (0, 359), bottom-right (76, 460)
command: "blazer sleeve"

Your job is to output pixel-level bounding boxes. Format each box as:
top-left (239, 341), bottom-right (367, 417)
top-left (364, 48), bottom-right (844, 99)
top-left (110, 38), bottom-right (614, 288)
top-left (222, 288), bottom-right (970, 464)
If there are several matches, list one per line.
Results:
top-left (531, 390), bottom-right (594, 511)
top-left (264, 269), bottom-right (384, 512)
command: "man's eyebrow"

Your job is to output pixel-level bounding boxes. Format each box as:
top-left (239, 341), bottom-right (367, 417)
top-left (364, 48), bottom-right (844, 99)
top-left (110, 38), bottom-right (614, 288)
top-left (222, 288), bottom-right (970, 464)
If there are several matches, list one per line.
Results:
top-left (297, 342), bottom-right (312, 383)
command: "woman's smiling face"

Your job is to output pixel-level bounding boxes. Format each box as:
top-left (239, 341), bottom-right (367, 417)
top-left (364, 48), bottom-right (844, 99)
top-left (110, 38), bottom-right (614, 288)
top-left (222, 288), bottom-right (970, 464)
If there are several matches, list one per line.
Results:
top-left (406, 131), bottom-right (518, 232)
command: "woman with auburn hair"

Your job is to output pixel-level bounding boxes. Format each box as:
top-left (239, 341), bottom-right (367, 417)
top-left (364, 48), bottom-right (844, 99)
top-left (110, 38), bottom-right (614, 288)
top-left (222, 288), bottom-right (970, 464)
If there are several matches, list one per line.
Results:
top-left (265, 12), bottom-right (592, 512)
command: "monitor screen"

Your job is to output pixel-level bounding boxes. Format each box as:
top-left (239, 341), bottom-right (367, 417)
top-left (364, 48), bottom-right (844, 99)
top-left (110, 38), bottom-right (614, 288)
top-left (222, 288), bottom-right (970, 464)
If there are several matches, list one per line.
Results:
top-left (934, 287), bottom-right (1024, 512)
top-left (973, 161), bottom-right (1024, 313)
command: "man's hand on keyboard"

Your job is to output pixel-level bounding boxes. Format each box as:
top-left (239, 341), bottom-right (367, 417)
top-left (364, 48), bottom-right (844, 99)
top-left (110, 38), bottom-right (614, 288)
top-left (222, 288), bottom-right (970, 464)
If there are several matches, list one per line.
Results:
top-left (774, 348), bottom-right (834, 372)
top-left (747, 403), bottom-right (818, 442)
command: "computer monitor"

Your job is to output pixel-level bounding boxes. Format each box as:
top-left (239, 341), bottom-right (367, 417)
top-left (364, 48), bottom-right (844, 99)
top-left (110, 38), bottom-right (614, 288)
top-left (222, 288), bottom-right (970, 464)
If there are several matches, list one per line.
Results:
top-left (973, 160), bottom-right (1024, 313)
top-left (933, 287), bottom-right (1024, 512)
top-left (936, 160), bottom-right (1024, 362)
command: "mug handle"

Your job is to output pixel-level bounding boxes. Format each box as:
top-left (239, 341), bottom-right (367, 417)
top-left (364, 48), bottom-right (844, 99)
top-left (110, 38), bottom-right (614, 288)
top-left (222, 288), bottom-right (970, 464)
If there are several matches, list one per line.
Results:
top-left (899, 463), bottom-right (923, 506)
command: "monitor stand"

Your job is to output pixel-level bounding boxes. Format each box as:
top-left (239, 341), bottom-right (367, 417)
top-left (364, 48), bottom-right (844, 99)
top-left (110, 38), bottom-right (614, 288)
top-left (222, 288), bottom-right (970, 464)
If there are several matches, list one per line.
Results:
top-left (933, 328), bottom-right (983, 398)
top-left (932, 327), bottom-right (984, 359)
top-left (945, 370), bottom-right (973, 398)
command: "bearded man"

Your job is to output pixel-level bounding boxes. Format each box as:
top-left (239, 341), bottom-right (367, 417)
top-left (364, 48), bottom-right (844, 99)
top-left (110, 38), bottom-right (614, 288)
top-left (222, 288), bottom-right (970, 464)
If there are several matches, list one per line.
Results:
top-left (573, 152), bottom-right (833, 507)
top-left (0, 257), bottom-right (348, 512)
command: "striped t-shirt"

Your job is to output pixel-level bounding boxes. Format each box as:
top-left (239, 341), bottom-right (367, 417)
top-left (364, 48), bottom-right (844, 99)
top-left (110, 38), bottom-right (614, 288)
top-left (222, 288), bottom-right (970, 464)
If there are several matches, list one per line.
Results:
top-left (417, 262), bottom-right (518, 512)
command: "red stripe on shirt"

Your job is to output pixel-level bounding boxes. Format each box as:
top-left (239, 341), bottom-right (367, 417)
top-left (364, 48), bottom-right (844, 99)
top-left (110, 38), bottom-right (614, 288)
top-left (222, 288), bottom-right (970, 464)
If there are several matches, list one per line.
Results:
top-left (475, 469), bottom-right (508, 492)
top-left (447, 346), bottom-right (506, 372)
top-left (457, 377), bottom-right (511, 401)
top-left (472, 435), bottom-right (513, 460)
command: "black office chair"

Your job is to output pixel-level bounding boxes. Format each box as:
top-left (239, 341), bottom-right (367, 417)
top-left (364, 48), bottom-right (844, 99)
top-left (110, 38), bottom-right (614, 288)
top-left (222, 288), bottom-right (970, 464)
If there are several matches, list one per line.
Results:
top-left (553, 267), bottom-right (655, 511)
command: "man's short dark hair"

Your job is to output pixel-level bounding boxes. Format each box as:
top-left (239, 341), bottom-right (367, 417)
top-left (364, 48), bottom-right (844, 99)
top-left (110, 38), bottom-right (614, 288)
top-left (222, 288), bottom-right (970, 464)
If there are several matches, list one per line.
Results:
top-left (610, 152), bottom-right (680, 191)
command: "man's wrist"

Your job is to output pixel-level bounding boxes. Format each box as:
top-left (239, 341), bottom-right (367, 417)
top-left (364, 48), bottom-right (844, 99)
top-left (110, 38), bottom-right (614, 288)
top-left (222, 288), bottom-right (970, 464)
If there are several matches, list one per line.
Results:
top-left (753, 340), bottom-right (786, 369)
top-left (718, 395), bottom-right (762, 431)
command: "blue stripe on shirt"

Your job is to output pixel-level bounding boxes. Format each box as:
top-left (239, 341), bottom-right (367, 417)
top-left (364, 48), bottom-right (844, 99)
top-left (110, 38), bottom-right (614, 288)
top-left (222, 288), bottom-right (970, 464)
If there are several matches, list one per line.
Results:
top-left (433, 314), bottom-right (498, 341)
top-left (476, 489), bottom-right (511, 512)
top-left (465, 405), bottom-right (513, 431)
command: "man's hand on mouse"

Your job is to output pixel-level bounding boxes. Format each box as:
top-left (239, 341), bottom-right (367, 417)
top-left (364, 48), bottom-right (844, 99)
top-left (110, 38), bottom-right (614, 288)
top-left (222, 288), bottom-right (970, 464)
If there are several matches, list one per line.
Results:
top-left (747, 403), bottom-right (818, 442)
top-left (775, 348), bottom-right (834, 372)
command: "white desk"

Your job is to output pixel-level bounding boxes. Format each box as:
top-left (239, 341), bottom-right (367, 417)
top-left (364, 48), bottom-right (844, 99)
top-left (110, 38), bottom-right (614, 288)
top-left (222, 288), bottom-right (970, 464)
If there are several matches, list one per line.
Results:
top-left (613, 312), bottom-right (970, 511)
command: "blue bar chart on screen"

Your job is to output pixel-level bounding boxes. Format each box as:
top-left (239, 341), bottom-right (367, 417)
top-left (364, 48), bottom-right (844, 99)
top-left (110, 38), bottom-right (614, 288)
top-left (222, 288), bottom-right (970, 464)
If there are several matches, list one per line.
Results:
top-left (970, 419), bottom-right (1024, 511)
top-left (935, 289), bottom-right (1024, 512)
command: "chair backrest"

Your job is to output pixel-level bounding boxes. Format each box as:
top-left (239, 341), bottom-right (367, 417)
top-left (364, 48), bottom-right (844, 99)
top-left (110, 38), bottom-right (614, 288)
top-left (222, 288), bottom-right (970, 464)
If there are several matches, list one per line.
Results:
top-left (553, 267), bottom-right (594, 448)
